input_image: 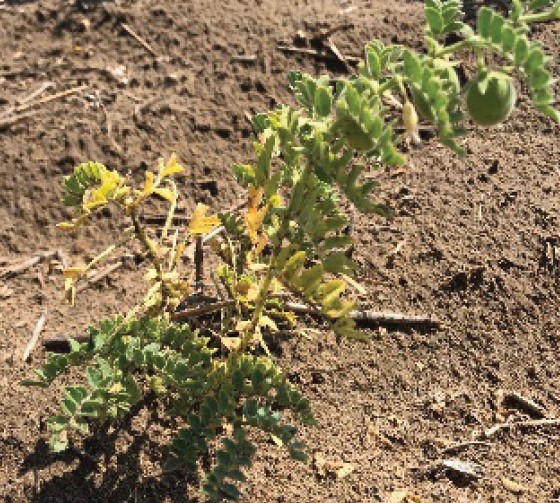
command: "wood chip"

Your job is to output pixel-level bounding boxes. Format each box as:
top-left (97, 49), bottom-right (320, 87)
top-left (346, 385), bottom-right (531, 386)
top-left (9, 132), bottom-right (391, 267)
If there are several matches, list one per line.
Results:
top-left (387, 490), bottom-right (409, 503)
top-left (312, 453), bottom-right (354, 479)
top-left (501, 477), bottom-right (527, 494)
top-left (387, 490), bottom-right (423, 503)
top-left (0, 284), bottom-right (13, 299)
top-left (335, 463), bottom-right (354, 479)
top-left (441, 458), bottom-right (484, 478)
top-left (22, 309), bottom-right (47, 362)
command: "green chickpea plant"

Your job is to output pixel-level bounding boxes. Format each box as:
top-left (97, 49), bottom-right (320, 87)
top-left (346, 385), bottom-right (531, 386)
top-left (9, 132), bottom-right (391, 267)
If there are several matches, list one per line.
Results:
top-left (23, 1), bottom-right (559, 500)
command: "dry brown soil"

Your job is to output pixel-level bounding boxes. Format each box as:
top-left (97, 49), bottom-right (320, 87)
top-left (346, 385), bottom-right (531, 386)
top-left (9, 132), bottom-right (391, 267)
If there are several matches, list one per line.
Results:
top-left (1, 0), bottom-right (559, 502)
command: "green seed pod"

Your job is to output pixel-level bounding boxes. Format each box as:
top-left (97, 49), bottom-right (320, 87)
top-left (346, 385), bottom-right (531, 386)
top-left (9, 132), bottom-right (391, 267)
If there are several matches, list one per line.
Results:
top-left (466, 70), bottom-right (517, 127)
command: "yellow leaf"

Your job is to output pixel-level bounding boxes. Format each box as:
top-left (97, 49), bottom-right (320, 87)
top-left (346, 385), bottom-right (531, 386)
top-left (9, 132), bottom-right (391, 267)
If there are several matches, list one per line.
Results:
top-left (248, 262), bottom-right (269, 272)
top-left (82, 189), bottom-right (108, 211)
top-left (63, 267), bottom-right (86, 280)
top-left (57, 221), bottom-right (76, 231)
top-left (159, 154), bottom-right (184, 178)
top-left (247, 185), bottom-right (263, 208)
top-left (258, 315), bottom-right (278, 331)
top-left (235, 278), bottom-right (251, 296)
top-left (247, 282), bottom-right (260, 302)
top-left (235, 320), bottom-right (252, 332)
top-left (153, 187), bottom-right (176, 203)
top-left (64, 277), bottom-right (76, 305)
top-left (189, 203), bottom-right (221, 235)
top-left (246, 205), bottom-right (269, 242)
top-left (144, 268), bottom-right (158, 281)
top-left (114, 186), bottom-right (131, 201)
top-left (173, 242), bottom-right (186, 268)
top-left (254, 233), bottom-right (268, 256)
top-left (244, 186), bottom-right (269, 242)
top-left (143, 171), bottom-right (155, 196)
top-left (220, 336), bottom-right (241, 351)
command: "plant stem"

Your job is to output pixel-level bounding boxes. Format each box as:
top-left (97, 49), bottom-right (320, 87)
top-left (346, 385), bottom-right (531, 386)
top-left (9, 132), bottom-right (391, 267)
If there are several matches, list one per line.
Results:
top-left (436, 39), bottom-right (475, 57)
top-left (519, 9), bottom-right (560, 24)
top-left (130, 208), bottom-right (171, 307)
top-left (239, 160), bottom-right (313, 351)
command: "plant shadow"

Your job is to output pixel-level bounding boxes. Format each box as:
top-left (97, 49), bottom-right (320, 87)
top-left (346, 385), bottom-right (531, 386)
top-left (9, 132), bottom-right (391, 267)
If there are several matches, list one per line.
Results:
top-left (19, 398), bottom-right (198, 503)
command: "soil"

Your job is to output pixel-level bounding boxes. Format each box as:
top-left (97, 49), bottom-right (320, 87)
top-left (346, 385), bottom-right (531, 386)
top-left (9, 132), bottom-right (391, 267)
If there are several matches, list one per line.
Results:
top-left (1, 0), bottom-right (559, 502)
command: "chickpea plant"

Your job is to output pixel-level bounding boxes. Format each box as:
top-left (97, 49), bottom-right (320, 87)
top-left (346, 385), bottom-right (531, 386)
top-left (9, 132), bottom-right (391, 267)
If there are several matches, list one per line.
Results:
top-left (23, 0), bottom-right (558, 500)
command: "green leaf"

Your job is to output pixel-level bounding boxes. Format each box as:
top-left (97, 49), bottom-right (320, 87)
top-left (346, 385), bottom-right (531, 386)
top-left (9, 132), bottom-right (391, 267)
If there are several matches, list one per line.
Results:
top-left (61, 398), bottom-right (78, 416)
top-left (314, 87), bottom-right (332, 117)
top-left (232, 163), bottom-right (256, 186)
top-left (74, 418), bottom-right (89, 434)
top-left (49, 433), bottom-right (68, 453)
top-left (403, 51), bottom-right (422, 81)
top-left (68, 338), bottom-right (82, 353)
top-left (216, 450), bottom-right (231, 467)
top-left (514, 38), bottom-right (530, 65)
top-left (80, 399), bottom-right (103, 417)
top-left (500, 25), bottom-right (516, 52)
top-left (220, 483), bottom-right (240, 501)
top-left (228, 469), bottom-right (247, 482)
top-left (162, 455), bottom-right (183, 473)
top-left (477, 7), bottom-right (493, 39)
top-left (47, 415), bottom-right (68, 433)
top-left (232, 369), bottom-right (245, 390)
top-left (288, 449), bottom-right (308, 462)
top-left (243, 398), bottom-right (258, 418)
top-left (322, 252), bottom-right (355, 275)
top-left (218, 388), bottom-right (231, 412)
top-left (525, 47), bottom-right (545, 74)
top-left (425, 7), bottom-right (444, 34)
top-left (20, 380), bottom-right (48, 388)
top-left (365, 48), bottom-right (381, 79)
top-left (530, 68), bottom-right (552, 90)
top-left (489, 14), bottom-right (504, 43)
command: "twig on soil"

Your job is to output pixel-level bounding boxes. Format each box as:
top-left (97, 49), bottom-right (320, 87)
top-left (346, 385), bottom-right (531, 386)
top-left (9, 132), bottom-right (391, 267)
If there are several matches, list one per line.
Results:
top-left (15, 81), bottom-right (56, 107)
top-left (76, 259), bottom-right (129, 293)
top-left (325, 37), bottom-right (351, 72)
top-left (341, 273), bottom-right (368, 295)
top-left (231, 54), bottom-right (257, 63)
top-left (22, 309), bottom-right (47, 362)
top-left (120, 22), bottom-right (158, 57)
top-left (0, 250), bottom-right (60, 280)
top-left (11, 85), bottom-right (88, 115)
top-left (0, 110), bottom-right (41, 130)
top-left (277, 45), bottom-right (360, 64)
top-left (43, 299), bottom-right (438, 351)
top-left (0, 81), bottom-right (56, 119)
top-left (317, 22), bottom-right (354, 41)
top-left (56, 249), bottom-right (69, 269)
top-left (0, 86), bottom-right (88, 129)
top-left (285, 302), bottom-right (439, 326)
top-left (506, 391), bottom-right (548, 418)
top-left (440, 440), bottom-right (493, 454)
top-left (483, 418), bottom-right (560, 438)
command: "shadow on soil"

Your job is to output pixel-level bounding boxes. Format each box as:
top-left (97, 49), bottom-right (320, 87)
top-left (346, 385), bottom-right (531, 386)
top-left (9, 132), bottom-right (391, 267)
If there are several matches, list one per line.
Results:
top-left (18, 398), bottom-right (197, 503)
